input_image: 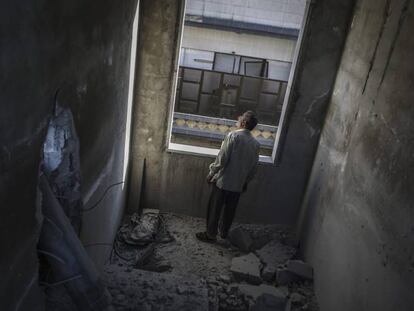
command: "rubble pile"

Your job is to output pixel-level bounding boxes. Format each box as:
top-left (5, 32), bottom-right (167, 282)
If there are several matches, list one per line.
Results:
top-left (103, 265), bottom-right (209, 311)
top-left (112, 209), bottom-right (174, 272)
top-left (119, 209), bottom-right (160, 246)
top-left (104, 213), bottom-right (319, 311)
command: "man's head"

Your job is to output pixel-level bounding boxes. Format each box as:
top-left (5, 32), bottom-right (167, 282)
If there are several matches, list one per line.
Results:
top-left (237, 111), bottom-right (258, 131)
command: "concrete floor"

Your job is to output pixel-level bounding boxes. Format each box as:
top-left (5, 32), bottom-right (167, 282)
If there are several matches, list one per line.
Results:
top-left (98, 213), bottom-right (319, 311)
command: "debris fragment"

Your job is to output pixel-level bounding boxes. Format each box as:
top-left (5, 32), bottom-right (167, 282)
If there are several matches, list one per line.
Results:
top-left (286, 260), bottom-right (313, 280)
top-left (276, 268), bottom-right (301, 286)
top-left (262, 265), bottom-right (276, 282)
top-left (256, 240), bottom-right (297, 267)
top-left (228, 227), bottom-right (254, 252)
top-left (230, 253), bottom-right (262, 285)
top-left (121, 209), bottom-right (160, 246)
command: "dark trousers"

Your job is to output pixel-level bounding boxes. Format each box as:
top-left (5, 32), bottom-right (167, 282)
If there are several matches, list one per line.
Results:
top-left (206, 184), bottom-right (241, 238)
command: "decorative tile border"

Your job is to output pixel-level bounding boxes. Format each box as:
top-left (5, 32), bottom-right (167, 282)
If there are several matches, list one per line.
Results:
top-left (172, 112), bottom-right (277, 148)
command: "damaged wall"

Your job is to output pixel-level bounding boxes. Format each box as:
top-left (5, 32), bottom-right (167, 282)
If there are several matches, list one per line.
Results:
top-left (0, 0), bottom-right (138, 309)
top-left (128, 0), bottom-right (355, 224)
top-left (299, 0), bottom-right (414, 310)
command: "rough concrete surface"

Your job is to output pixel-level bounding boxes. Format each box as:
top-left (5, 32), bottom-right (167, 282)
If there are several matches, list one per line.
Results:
top-left (103, 266), bottom-right (210, 311)
top-left (299, 0), bottom-right (414, 310)
top-left (0, 0), bottom-right (138, 309)
top-left (256, 241), bottom-right (297, 271)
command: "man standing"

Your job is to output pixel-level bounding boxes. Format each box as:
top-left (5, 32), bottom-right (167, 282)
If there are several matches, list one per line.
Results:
top-left (196, 111), bottom-right (260, 242)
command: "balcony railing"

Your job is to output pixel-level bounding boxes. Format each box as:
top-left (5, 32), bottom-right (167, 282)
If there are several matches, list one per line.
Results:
top-left (172, 112), bottom-right (277, 150)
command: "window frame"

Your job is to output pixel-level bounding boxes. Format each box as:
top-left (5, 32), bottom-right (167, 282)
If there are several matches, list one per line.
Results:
top-left (166, 0), bottom-right (312, 165)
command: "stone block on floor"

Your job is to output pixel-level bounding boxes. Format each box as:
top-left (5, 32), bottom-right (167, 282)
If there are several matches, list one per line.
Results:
top-left (230, 253), bottom-right (262, 285)
top-left (276, 268), bottom-right (301, 286)
top-left (255, 240), bottom-right (296, 268)
top-left (262, 265), bottom-right (276, 282)
top-left (287, 260), bottom-right (313, 280)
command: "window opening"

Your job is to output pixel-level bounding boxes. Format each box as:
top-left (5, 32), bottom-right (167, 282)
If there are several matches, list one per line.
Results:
top-left (167, 0), bottom-right (309, 163)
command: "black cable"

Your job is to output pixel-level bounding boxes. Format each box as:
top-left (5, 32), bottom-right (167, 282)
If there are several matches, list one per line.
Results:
top-left (38, 249), bottom-right (66, 264)
top-left (82, 181), bottom-right (124, 212)
top-left (113, 239), bottom-right (136, 262)
top-left (40, 274), bottom-right (82, 287)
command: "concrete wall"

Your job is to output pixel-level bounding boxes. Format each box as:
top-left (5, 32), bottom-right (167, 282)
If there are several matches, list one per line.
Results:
top-left (187, 0), bottom-right (306, 29)
top-left (0, 0), bottom-right (138, 309)
top-left (128, 0), bottom-right (355, 225)
top-left (299, 0), bottom-right (414, 310)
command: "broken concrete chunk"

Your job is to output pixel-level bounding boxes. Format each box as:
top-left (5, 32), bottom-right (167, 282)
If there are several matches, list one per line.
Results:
top-left (276, 268), bottom-right (301, 286)
top-left (228, 227), bottom-right (254, 252)
top-left (255, 240), bottom-right (296, 267)
top-left (286, 260), bottom-right (313, 280)
top-left (230, 253), bottom-right (262, 285)
top-left (261, 265), bottom-right (276, 282)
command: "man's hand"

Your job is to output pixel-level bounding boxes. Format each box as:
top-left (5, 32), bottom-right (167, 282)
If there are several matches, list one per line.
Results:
top-left (206, 174), bottom-right (214, 184)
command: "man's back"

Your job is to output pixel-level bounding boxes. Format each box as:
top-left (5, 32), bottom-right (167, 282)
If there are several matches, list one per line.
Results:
top-left (212, 129), bottom-right (260, 192)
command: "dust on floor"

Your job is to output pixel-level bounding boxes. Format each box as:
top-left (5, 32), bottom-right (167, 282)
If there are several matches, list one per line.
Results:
top-left (103, 212), bottom-right (319, 311)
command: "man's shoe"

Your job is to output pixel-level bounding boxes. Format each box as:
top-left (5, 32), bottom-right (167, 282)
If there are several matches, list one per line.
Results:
top-left (219, 232), bottom-right (228, 239)
top-left (196, 232), bottom-right (217, 243)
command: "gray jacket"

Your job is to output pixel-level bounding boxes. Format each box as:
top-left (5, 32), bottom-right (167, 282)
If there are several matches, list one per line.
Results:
top-left (208, 129), bottom-right (260, 192)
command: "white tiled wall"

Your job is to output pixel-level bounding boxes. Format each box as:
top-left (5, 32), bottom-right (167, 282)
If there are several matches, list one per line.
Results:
top-left (186, 0), bottom-right (307, 29)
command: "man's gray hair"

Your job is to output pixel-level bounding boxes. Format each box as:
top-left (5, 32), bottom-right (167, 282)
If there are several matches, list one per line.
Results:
top-left (240, 111), bottom-right (258, 130)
